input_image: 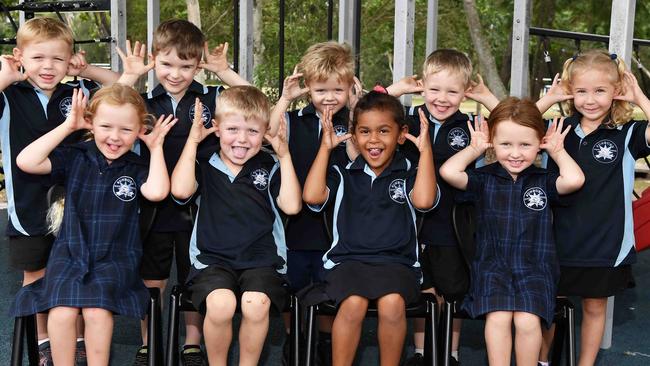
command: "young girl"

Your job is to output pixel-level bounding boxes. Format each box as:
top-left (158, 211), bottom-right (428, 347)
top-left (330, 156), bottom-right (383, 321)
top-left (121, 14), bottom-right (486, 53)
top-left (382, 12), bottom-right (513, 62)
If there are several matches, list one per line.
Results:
top-left (439, 97), bottom-right (584, 366)
top-left (303, 91), bottom-right (437, 366)
top-left (11, 84), bottom-right (176, 366)
top-left (537, 49), bottom-right (650, 366)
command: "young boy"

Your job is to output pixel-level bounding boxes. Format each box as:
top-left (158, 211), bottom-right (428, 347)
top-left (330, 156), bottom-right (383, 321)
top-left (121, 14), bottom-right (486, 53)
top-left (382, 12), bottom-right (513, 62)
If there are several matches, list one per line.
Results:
top-left (171, 86), bottom-right (301, 366)
top-left (269, 40), bottom-right (355, 364)
top-left (0, 17), bottom-right (123, 366)
top-left (120, 19), bottom-right (249, 365)
top-left (391, 49), bottom-right (498, 366)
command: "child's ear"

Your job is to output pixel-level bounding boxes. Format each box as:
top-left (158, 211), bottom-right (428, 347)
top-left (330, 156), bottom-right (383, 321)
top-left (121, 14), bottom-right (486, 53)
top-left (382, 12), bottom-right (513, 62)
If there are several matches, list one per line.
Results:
top-left (12, 47), bottom-right (22, 60)
top-left (397, 124), bottom-right (408, 145)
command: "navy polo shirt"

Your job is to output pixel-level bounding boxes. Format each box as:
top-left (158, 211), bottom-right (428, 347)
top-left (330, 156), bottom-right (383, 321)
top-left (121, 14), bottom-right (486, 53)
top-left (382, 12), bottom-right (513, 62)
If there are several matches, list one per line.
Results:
top-left (0, 80), bottom-right (99, 237)
top-left (402, 106), bottom-right (478, 247)
top-left (309, 152), bottom-right (438, 270)
top-left (141, 81), bottom-right (225, 232)
top-left (285, 103), bottom-right (350, 251)
top-left (547, 115), bottom-right (650, 267)
top-left (176, 148), bottom-right (287, 281)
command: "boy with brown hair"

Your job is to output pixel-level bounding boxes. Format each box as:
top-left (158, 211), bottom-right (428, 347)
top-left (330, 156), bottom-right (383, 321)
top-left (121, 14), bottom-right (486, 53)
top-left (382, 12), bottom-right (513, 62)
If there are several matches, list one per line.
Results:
top-left (121, 19), bottom-right (249, 366)
top-left (172, 86), bottom-right (301, 366)
top-left (269, 40), bottom-right (358, 365)
top-left (1, 16), bottom-right (123, 366)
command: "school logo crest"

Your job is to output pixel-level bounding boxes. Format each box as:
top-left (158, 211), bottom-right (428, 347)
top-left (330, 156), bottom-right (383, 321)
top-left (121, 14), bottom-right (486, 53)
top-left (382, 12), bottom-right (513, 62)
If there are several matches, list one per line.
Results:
top-left (251, 168), bottom-right (269, 190)
top-left (447, 127), bottom-right (469, 151)
top-left (113, 176), bottom-right (137, 202)
top-left (388, 179), bottom-right (407, 204)
top-left (333, 124), bottom-right (348, 136)
top-left (59, 97), bottom-right (73, 117)
top-left (592, 139), bottom-right (617, 163)
top-left (189, 103), bottom-right (212, 128)
top-left (523, 187), bottom-right (546, 211)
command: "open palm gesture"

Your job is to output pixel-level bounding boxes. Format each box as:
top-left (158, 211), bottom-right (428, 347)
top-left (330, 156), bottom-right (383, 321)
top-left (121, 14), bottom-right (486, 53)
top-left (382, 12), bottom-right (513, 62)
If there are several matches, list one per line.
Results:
top-left (320, 107), bottom-right (351, 150)
top-left (404, 108), bottom-right (432, 152)
top-left (64, 89), bottom-right (91, 131)
top-left (468, 115), bottom-right (491, 155)
top-left (188, 98), bottom-right (216, 144)
top-left (140, 114), bottom-right (177, 150)
top-left (540, 117), bottom-right (570, 157)
top-left (117, 40), bottom-right (154, 78)
top-left (266, 113), bottom-right (290, 158)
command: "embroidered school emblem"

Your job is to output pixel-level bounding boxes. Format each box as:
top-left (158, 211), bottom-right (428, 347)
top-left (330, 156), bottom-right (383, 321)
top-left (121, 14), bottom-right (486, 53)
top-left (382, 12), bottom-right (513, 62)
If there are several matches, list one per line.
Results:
top-left (189, 103), bottom-right (212, 128)
top-left (447, 127), bottom-right (469, 151)
top-left (388, 179), bottom-right (407, 204)
top-left (251, 168), bottom-right (269, 190)
top-left (333, 124), bottom-right (348, 136)
top-left (113, 176), bottom-right (137, 202)
top-left (592, 139), bottom-right (617, 163)
top-left (59, 97), bottom-right (73, 117)
top-left (523, 187), bottom-right (546, 211)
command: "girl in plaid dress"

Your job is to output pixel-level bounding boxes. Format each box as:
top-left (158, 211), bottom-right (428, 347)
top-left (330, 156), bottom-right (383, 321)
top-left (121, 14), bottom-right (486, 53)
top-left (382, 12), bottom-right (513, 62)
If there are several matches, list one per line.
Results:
top-left (11, 85), bottom-right (176, 365)
top-left (440, 98), bottom-right (584, 366)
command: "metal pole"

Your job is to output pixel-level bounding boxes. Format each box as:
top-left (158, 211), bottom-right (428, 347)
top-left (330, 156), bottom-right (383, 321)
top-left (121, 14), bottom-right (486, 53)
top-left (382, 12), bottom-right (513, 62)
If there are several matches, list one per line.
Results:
top-left (279, 0), bottom-right (285, 95)
top-left (425, 0), bottom-right (438, 56)
top-left (608, 0), bottom-right (636, 65)
top-left (394, 0), bottom-right (414, 105)
top-left (509, 0), bottom-right (531, 97)
top-left (233, 0), bottom-right (239, 72)
top-left (147, 0), bottom-right (159, 90)
top-left (110, 0), bottom-right (126, 73)
top-left (238, 0), bottom-right (254, 82)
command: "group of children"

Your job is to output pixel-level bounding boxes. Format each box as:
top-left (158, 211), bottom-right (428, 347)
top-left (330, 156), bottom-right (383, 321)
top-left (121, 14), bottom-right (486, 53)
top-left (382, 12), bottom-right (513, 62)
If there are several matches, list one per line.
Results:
top-left (2, 14), bottom-right (649, 366)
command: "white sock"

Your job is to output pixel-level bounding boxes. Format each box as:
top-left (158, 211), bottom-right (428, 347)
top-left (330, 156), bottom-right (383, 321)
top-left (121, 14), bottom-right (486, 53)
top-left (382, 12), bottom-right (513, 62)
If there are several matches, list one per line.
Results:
top-left (37, 338), bottom-right (50, 346)
top-left (414, 348), bottom-right (424, 355)
top-left (538, 362), bottom-right (549, 366)
top-left (76, 337), bottom-right (84, 343)
top-left (451, 350), bottom-right (459, 361)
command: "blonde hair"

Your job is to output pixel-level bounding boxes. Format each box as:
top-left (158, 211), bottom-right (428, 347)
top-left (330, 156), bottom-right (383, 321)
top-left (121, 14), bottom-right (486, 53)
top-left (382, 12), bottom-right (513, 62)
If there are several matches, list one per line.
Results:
top-left (422, 49), bottom-right (472, 87)
top-left (215, 85), bottom-right (270, 124)
top-left (152, 19), bottom-right (205, 61)
top-left (560, 49), bottom-right (633, 125)
top-left (16, 17), bottom-right (74, 52)
top-left (298, 41), bottom-right (355, 85)
top-left (85, 83), bottom-right (152, 127)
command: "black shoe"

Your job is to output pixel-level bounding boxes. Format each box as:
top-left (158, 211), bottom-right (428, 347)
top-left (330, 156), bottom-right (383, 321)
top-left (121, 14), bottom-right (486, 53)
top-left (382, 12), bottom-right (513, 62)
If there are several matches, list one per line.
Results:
top-left (181, 345), bottom-right (206, 366)
top-left (316, 337), bottom-right (332, 366)
top-left (450, 356), bottom-right (460, 366)
top-left (132, 345), bottom-right (148, 366)
top-left (38, 341), bottom-right (54, 366)
top-left (404, 353), bottom-right (424, 366)
top-left (281, 335), bottom-right (290, 366)
top-left (75, 340), bottom-right (87, 366)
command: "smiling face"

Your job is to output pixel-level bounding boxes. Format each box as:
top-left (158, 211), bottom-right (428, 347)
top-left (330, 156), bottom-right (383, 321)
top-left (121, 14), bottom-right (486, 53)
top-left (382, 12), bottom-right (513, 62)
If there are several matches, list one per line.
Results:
top-left (491, 119), bottom-right (541, 180)
top-left (421, 69), bottom-right (467, 122)
top-left (569, 68), bottom-right (618, 125)
top-left (307, 76), bottom-right (350, 116)
top-left (14, 39), bottom-right (71, 96)
top-left (91, 102), bottom-right (142, 163)
top-left (216, 114), bottom-right (267, 176)
top-left (353, 109), bottom-right (407, 176)
top-left (153, 47), bottom-right (201, 101)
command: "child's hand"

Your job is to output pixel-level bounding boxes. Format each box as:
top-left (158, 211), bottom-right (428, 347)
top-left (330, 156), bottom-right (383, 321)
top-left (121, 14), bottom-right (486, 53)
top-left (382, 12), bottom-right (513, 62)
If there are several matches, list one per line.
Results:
top-left (67, 50), bottom-right (88, 77)
top-left (387, 75), bottom-right (422, 96)
top-left (540, 117), bottom-right (570, 157)
top-left (320, 107), bottom-right (351, 150)
top-left (188, 98), bottom-right (217, 144)
top-left (614, 70), bottom-right (647, 105)
top-left (117, 40), bottom-right (154, 77)
top-left (404, 109), bottom-right (432, 153)
top-left (200, 41), bottom-right (231, 74)
top-left (140, 114), bottom-right (177, 150)
top-left (265, 113), bottom-right (290, 158)
top-left (545, 73), bottom-right (573, 103)
top-left (347, 76), bottom-right (363, 112)
top-left (64, 88), bottom-right (91, 131)
top-left (280, 66), bottom-right (309, 102)
top-left (467, 115), bottom-right (491, 155)
top-left (0, 55), bottom-right (27, 84)
top-left (466, 74), bottom-right (499, 109)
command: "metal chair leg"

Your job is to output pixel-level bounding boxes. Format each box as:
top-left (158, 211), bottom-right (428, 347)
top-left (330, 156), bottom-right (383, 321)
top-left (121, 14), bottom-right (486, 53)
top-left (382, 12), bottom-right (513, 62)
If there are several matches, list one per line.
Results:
top-left (166, 286), bottom-right (181, 366)
top-left (25, 314), bottom-right (39, 366)
top-left (11, 316), bottom-right (25, 366)
top-left (442, 301), bottom-right (454, 366)
top-left (290, 295), bottom-right (300, 366)
top-left (304, 305), bottom-right (316, 366)
top-left (567, 304), bottom-right (576, 366)
top-left (551, 316), bottom-right (566, 365)
top-left (424, 298), bottom-right (438, 366)
top-left (147, 287), bottom-right (163, 366)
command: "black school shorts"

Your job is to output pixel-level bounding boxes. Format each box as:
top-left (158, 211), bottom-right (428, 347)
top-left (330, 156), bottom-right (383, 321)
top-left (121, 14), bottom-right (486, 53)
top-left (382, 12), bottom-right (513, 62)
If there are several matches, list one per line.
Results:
top-left (420, 245), bottom-right (469, 301)
top-left (140, 231), bottom-right (191, 282)
top-left (9, 235), bottom-right (54, 271)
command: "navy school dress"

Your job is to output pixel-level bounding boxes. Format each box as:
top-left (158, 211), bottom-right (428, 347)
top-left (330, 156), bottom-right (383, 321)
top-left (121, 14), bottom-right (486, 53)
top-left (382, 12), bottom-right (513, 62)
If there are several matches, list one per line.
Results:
top-left (12, 141), bottom-right (150, 318)
top-left (459, 163), bottom-right (560, 327)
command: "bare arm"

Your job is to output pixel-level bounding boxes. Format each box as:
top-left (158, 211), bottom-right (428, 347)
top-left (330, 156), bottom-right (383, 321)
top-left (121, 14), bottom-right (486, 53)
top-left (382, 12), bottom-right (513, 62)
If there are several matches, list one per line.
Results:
top-left (465, 74), bottom-right (499, 111)
top-left (541, 117), bottom-right (584, 194)
top-left (17, 89), bottom-right (89, 174)
top-left (139, 114), bottom-right (177, 201)
top-left (268, 68), bottom-right (308, 137)
top-left (440, 117), bottom-right (490, 190)
top-left (265, 115), bottom-right (302, 214)
top-left (386, 75), bottom-right (422, 98)
top-left (535, 73), bottom-right (573, 113)
top-left (405, 109), bottom-right (436, 209)
top-left (171, 98), bottom-right (217, 199)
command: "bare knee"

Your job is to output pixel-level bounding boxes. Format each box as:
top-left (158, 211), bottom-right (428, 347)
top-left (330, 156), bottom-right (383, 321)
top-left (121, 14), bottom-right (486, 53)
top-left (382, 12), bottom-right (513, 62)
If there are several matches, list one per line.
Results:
top-left (48, 307), bottom-right (79, 327)
top-left (82, 308), bottom-right (112, 324)
top-left (582, 298), bottom-right (607, 317)
top-left (377, 294), bottom-right (406, 324)
top-left (240, 291), bottom-right (271, 323)
top-left (486, 311), bottom-right (513, 328)
top-left (205, 289), bottom-right (237, 324)
top-left (337, 296), bottom-right (369, 324)
top-left (513, 312), bottom-right (541, 335)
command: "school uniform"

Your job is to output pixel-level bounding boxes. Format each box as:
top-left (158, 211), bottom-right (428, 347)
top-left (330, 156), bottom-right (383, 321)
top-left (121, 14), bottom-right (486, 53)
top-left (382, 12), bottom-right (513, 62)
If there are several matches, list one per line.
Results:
top-left (458, 163), bottom-right (560, 327)
top-left (175, 148), bottom-right (288, 313)
top-left (12, 141), bottom-right (150, 318)
top-left (0, 80), bottom-right (98, 270)
top-left (308, 152), bottom-right (438, 305)
top-left (284, 103), bottom-right (349, 291)
top-left (402, 106), bottom-right (476, 299)
top-left (139, 81), bottom-right (225, 283)
top-left (547, 115), bottom-right (650, 297)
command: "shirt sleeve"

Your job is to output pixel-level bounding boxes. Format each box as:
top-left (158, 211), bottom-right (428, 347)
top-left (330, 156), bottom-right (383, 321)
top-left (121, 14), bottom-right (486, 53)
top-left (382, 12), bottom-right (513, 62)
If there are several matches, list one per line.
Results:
top-left (455, 168), bottom-right (483, 203)
top-left (627, 121), bottom-right (650, 159)
top-left (546, 170), bottom-right (562, 206)
top-left (48, 146), bottom-right (76, 185)
top-left (269, 161), bottom-right (282, 207)
top-left (307, 165), bottom-right (342, 212)
top-left (406, 168), bottom-right (440, 212)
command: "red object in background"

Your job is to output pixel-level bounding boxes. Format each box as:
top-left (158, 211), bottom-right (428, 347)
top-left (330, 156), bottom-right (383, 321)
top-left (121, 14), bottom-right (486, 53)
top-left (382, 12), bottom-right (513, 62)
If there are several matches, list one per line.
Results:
top-left (634, 187), bottom-right (650, 252)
